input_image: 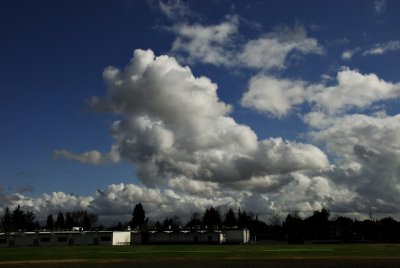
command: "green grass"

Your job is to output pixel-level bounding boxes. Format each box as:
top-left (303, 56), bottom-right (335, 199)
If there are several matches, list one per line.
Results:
top-left (1, 243), bottom-right (400, 262)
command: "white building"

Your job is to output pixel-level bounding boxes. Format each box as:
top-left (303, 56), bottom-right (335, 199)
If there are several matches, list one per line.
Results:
top-left (0, 228), bottom-right (249, 247)
top-left (0, 231), bottom-right (131, 248)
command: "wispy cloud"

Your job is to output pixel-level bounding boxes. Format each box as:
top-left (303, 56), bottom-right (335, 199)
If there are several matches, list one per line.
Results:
top-left (363, 40), bottom-right (400, 56)
top-left (373, 0), bottom-right (387, 14)
top-left (171, 20), bottom-right (324, 70)
top-left (53, 149), bottom-right (117, 165)
top-left (171, 15), bottom-right (239, 66)
top-left (158, 0), bottom-right (192, 21)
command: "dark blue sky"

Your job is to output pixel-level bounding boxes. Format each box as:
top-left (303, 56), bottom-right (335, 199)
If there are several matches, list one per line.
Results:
top-left (1, 0), bottom-right (400, 221)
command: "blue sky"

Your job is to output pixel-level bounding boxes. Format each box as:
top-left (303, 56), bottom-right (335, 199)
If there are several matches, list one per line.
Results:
top-left (1, 0), bottom-right (400, 223)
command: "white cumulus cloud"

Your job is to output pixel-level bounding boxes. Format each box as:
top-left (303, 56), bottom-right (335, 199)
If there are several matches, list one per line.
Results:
top-left (242, 67), bottom-right (400, 116)
top-left (55, 49), bottom-right (328, 190)
top-left (310, 68), bottom-right (400, 113)
top-left (241, 75), bottom-right (307, 117)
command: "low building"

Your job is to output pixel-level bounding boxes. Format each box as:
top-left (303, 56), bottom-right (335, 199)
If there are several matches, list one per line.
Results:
top-left (0, 228), bottom-right (249, 247)
top-left (0, 231), bottom-right (131, 248)
top-left (131, 228), bottom-right (249, 244)
top-left (147, 229), bottom-right (225, 244)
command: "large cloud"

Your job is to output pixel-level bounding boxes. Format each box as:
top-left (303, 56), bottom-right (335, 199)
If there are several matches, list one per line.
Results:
top-left (240, 66), bottom-right (400, 216)
top-left (56, 49), bottom-right (328, 189)
top-left (266, 173), bottom-right (357, 215)
top-left (307, 113), bottom-right (400, 215)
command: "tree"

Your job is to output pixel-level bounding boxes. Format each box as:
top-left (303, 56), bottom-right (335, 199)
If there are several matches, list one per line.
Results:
top-left (223, 207), bottom-right (237, 227)
top-left (155, 221), bottom-right (162, 230)
top-left (12, 205), bottom-right (25, 231)
top-left (82, 212), bottom-right (92, 230)
top-left (25, 211), bottom-right (36, 231)
top-left (1, 207), bottom-right (13, 233)
top-left (162, 216), bottom-right (181, 230)
top-left (46, 214), bottom-right (54, 230)
top-left (238, 209), bottom-right (252, 228)
top-left (379, 217), bottom-right (400, 242)
top-left (131, 203), bottom-right (146, 230)
top-left (55, 212), bottom-right (65, 230)
top-left (162, 217), bottom-right (173, 229)
top-left (186, 212), bottom-right (202, 229)
top-left (283, 212), bottom-right (304, 244)
top-left (65, 212), bottom-right (74, 229)
top-left (269, 209), bottom-right (282, 227)
top-left (1, 207), bottom-right (12, 232)
top-left (5, 205), bottom-right (36, 232)
top-left (203, 206), bottom-right (221, 229)
top-left (334, 216), bottom-right (354, 242)
top-left (304, 208), bottom-right (331, 240)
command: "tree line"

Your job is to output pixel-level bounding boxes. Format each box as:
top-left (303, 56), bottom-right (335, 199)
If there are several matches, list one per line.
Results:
top-left (126, 204), bottom-right (400, 243)
top-left (126, 203), bottom-right (254, 231)
top-left (2, 204), bottom-right (400, 243)
top-left (283, 209), bottom-right (400, 243)
top-left (0, 205), bottom-right (97, 232)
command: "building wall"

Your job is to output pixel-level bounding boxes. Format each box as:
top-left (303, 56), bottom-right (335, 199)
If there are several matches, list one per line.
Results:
top-left (143, 230), bottom-right (224, 244)
top-left (0, 229), bottom-right (248, 247)
top-left (131, 232), bottom-right (142, 245)
top-left (0, 231), bottom-right (131, 247)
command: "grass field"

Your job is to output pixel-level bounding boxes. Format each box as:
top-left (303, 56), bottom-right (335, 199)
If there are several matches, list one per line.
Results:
top-left (1, 243), bottom-right (400, 267)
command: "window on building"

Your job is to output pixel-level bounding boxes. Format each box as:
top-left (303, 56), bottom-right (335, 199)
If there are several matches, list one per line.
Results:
top-left (100, 236), bottom-right (111, 242)
top-left (57, 237), bottom-right (68, 242)
top-left (40, 237), bottom-right (51, 242)
top-left (0, 239), bottom-right (7, 243)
